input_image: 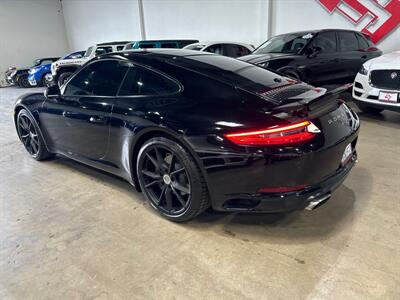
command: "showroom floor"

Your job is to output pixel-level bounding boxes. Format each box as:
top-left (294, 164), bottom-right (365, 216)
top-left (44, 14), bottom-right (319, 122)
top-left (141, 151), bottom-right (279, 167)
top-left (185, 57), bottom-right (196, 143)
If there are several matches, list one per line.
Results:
top-left (0, 87), bottom-right (399, 299)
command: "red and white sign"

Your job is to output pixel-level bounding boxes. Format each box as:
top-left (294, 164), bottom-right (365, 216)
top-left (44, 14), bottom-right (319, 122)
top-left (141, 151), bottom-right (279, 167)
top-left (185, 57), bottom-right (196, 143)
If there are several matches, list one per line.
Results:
top-left (317, 0), bottom-right (400, 44)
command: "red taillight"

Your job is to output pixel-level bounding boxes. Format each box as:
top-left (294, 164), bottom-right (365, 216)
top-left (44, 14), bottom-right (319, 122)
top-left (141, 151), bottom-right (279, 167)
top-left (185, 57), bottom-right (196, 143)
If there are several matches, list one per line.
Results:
top-left (258, 185), bottom-right (306, 193)
top-left (224, 120), bottom-right (320, 146)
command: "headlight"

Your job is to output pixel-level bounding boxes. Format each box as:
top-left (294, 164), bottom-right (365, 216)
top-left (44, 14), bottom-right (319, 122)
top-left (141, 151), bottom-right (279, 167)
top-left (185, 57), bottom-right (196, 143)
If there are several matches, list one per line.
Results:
top-left (359, 65), bottom-right (368, 75)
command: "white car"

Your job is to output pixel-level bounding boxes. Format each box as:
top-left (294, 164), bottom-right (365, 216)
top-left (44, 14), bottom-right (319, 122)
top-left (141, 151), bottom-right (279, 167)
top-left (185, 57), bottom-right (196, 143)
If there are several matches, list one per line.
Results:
top-left (353, 51), bottom-right (400, 114)
top-left (183, 41), bottom-right (254, 58)
top-left (51, 41), bottom-right (129, 86)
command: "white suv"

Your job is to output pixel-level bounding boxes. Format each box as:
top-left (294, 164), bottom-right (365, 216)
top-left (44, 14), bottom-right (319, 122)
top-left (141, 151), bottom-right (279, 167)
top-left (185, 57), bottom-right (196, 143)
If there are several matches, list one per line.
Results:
top-left (52, 41), bottom-right (129, 86)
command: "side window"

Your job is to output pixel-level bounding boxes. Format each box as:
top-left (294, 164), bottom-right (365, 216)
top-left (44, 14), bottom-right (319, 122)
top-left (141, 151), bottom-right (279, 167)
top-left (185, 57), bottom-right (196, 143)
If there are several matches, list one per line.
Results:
top-left (116, 46), bottom-right (125, 51)
top-left (356, 33), bottom-right (369, 49)
top-left (204, 44), bottom-right (224, 55)
top-left (224, 44), bottom-right (251, 57)
top-left (64, 60), bottom-right (129, 97)
top-left (139, 43), bottom-right (156, 49)
top-left (338, 32), bottom-right (359, 51)
top-left (161, 43), bottom-right (178, 48)
top-left (95, 47), bottom-right (113, 55)
top-left (40, 60), bottom-right (53, 66)
top-left (309, 32), bottom-right (337, 53)
top-left (119, 66), bottom-right (179, 96)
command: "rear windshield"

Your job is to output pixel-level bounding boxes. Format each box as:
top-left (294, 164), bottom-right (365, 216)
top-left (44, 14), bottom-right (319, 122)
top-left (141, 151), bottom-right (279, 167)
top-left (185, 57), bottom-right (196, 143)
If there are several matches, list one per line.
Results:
top-left (169, 54), bottom-right (293, 93)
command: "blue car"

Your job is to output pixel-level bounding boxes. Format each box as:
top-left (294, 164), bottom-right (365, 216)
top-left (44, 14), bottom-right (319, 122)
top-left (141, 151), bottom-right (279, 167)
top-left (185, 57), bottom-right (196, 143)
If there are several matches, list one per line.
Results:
top-left (28, 51), bottom-right (84, 87)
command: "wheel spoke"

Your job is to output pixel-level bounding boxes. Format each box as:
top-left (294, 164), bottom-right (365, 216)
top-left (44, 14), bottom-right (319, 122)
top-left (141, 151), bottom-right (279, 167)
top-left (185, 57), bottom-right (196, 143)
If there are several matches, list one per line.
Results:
top-left (172, 182), bottom-right (190, 195)
top-left (20, 118), bottom-right (29, 131)
top-left (171, 185), bottom-right (186, 207)
top-left (154, 185), bottom-right (167, 206)
top-left (154, 148), bottom-right (164, 166)
top-left (170, 167), bottom-right (184, 176)
top-left (31, 140), bottom-right (38, 153)
top-left (167, 154), bottom-right (175, 174)
top-left (145, 179), bottom-right (162, 188)
top-left (165, 187), bottom-right (173, 211)
top-left (142, 170), bottom-right (161, 179)
top-left (20, 133), bottom-right (29, 139)
top-left (145, 153), bottom-right (158, 169)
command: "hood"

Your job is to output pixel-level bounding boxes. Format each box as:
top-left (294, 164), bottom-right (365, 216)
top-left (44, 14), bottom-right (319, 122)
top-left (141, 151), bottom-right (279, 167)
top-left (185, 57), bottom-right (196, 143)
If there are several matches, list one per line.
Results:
top-left (239, 53), bottom-right (293, 64)
top-left (367, 51), bottom-right (400, 71)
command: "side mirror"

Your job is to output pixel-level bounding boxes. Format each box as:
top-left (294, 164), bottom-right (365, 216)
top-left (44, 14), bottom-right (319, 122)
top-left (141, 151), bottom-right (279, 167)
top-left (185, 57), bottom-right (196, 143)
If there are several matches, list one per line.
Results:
top-left (44, 85), bottom-right (60, 99)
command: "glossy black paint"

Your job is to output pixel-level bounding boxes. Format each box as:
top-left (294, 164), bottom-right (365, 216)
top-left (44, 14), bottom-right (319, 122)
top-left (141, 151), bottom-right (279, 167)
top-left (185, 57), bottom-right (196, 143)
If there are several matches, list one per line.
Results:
top-left (239, 29), bottom-right (382, 86)
top-left (15, 49), bottom-right (360, 212)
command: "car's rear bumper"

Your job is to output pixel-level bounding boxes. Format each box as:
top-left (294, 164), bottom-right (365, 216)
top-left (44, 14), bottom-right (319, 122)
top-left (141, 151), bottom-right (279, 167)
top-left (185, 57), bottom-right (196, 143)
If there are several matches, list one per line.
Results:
top-left (216, 154), bottom-right (356, 212)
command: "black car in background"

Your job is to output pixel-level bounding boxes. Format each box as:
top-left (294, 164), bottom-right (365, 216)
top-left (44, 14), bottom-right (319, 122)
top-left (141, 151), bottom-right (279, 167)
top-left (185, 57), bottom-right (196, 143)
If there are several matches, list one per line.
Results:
top-left (9, 57), bottom-right (59, 88)
top-left (239, 29), bottom-right (382, 86)
top-left (14, 50), bottom-right (359, 221)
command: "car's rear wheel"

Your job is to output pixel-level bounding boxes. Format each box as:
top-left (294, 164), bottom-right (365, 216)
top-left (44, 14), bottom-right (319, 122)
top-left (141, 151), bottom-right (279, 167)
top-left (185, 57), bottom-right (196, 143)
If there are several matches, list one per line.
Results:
top-left (137, 137), bottom-right (209, 222)
top-left (356, 103), bottom-right (383, 114)
top-left (17, 75), bottom-right (30, 88)
top-left (17, 109), bottom-right (53, 161)
top-left (57, 72), bottom-right (73, 87)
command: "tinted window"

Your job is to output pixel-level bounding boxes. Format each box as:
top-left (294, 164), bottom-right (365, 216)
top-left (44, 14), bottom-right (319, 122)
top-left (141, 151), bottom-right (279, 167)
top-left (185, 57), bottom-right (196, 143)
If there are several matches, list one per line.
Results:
top-left (161, 43), bottom-right (178, 48)
top-left (356, 33), bottom-right (369, 49)
top-left (204, 44), bottom-right (224, 55)
top-left (116, 46), bottom-right (125, 51)
top-left (95, 47), bottom-right (113, 55)
top-left (40, 59), bottom-right (54, 66)
top-left (309, 31), bottom-right (337, 53)
top-left (119, 66), bottom-right (179, 96)
top-left (338, 32), bottom-right (359, 51)
top-left (254, 32), bottom-right (314, 54)
top-left (139, 43), bottom-right (156, 49)
top-left (64, 60), bottom-right (129, 96)
top-left (224, 44), bottom-right (251, 57)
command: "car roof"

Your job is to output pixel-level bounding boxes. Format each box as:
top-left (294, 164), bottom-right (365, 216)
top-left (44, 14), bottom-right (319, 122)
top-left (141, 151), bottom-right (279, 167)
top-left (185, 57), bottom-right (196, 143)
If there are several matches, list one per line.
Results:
top-left (186, 41), bottom-right (253, 47)
top-left (97, 41), bottom-right (131, 46)
top-left (274, 29), bottom-right (362, 36)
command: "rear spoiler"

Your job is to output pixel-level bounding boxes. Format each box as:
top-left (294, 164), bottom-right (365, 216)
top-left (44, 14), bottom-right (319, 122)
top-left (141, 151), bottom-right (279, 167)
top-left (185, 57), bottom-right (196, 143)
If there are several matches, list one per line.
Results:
top-left (272, 83), bottom-right (353, 118)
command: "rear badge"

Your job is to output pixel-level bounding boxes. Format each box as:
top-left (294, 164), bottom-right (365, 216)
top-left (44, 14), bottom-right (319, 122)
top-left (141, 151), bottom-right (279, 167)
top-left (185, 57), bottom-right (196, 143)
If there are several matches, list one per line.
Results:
top-left (390, 72), bottom-right (398, 80)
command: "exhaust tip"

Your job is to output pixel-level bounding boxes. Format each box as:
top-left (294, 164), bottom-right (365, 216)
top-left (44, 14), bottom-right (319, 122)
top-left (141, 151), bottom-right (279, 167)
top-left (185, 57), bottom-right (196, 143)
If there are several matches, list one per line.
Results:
top-left (305, 193), bottom-right (331, 211)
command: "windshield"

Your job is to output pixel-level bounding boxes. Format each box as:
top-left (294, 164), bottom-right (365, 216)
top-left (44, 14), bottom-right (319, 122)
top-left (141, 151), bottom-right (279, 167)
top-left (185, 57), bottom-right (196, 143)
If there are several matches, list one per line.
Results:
top-left (84, 47), bottom-right (93, 58)
top-left (254, 33), bottom-right (314, 54)
top-left (31, 59), bottom-right (41, 67)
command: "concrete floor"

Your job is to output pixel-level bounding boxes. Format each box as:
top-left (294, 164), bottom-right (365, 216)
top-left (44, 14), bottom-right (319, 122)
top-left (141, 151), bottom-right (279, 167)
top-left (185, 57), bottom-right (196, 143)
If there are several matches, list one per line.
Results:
top-left (0, 87), bottom-right (399, 300)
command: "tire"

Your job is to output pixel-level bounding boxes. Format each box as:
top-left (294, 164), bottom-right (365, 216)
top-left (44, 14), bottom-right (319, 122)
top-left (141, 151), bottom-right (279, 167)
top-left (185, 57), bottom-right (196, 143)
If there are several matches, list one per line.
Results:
top-left (17, 75), bottom-right (31, 88)
top-left (356, 103), bottom-right (383, 114)
top-left (137, 137), bottom-right (210, 222)
top-left (42, 73), bottom-right (52, 87)
top-left (57, 72), bottom-right (73, 87)
top-left (16, 109), bottom-right (53, 161)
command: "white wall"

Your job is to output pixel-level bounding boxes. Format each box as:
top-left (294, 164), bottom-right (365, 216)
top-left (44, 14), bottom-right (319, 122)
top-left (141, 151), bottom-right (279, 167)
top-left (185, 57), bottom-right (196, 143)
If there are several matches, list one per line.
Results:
top-left (62, 0), bottom-right (142, 51)
top-left (0, 0), bottom-right (69, 72)
top-left (142, 0), bottom-right (271, 46)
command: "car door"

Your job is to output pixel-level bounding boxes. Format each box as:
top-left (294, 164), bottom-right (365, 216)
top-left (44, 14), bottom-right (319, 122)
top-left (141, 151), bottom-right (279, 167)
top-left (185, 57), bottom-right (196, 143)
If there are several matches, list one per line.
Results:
top-left (40, 59), bottom-right (130, 160)
top-left (303, 31), bottom-right (342, 85)
top-left (337, 31), bottom-right (364, 82)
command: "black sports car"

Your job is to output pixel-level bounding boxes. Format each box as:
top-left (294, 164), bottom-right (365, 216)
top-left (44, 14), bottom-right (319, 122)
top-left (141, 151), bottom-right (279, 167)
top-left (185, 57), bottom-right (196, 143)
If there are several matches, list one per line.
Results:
top-left (14, 49), bottom-right (359, 222)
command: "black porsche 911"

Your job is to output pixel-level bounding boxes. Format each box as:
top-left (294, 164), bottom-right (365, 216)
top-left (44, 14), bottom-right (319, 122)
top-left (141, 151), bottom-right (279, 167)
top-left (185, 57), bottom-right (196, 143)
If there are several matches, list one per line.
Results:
top-left (14, 49), bottom-right (359, 222)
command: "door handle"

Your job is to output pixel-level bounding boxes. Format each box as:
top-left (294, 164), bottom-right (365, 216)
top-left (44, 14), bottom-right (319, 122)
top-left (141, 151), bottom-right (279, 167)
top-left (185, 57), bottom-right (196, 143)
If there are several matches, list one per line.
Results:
top-left (89, 116), bottom-right (106, 124)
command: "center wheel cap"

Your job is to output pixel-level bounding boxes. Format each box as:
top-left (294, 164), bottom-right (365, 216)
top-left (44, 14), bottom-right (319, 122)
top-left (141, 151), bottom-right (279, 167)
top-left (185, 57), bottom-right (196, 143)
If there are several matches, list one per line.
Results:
top-left (163, 174), bottom-right (171, 185)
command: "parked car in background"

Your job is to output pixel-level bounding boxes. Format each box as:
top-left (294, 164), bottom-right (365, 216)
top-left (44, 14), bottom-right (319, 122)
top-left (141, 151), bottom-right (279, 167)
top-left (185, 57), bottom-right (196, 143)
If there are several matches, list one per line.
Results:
top-left (14, 49), bottom-right (359, 221)
top-left (52, 41), bottom-right (129, 86)
top-left (239, 29), bottom-right (382, 86)
top-left (123, 39), bottom-right (199, 50)
top-left (353, 51), bottom-right (400, 114)
top-left (9, 58), bottom-right (59, 88)
top-left (5, 67), bottom-right (17, 85)
top-left (183, 41), bottom-right (254, 58)
top-left (28, 51), bottom-right (85, 87)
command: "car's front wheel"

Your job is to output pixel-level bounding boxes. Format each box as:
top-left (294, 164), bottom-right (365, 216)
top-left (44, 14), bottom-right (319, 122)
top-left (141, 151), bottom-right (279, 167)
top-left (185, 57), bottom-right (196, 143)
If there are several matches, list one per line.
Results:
top-left (356, 103), bottom-right (384, 114)
top-left (16, 109), bottom-right (53, 161)
top-left (42, 73), bottom-right (53, 87)
top-left (17, 75), bottom-right (31, 88)
top-left (137, 137), bottom-right (209, 222)
top-left (57, 72), bottom-right (73, 87)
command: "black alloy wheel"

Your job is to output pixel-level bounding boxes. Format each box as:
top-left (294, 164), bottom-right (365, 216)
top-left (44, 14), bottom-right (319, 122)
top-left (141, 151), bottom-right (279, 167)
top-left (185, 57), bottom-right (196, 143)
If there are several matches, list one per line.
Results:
top-left (17, 109), bottom-right (52, 161)
top-left (42, 73), bottom-right (53, 87)
top-left (58, 72), bottom-right (73, 87)
top-left (18, 75), bottom-right (31, 88)
top-left (137, 137), bottom-right (209, 222)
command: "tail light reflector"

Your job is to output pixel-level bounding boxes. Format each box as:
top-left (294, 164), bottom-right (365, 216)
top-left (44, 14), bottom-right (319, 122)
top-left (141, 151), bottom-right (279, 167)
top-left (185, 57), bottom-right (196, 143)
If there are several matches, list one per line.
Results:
top-left (258, 185), bottom-right (306, 193)
top-left (224, 120), bottom-right (320, 146)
